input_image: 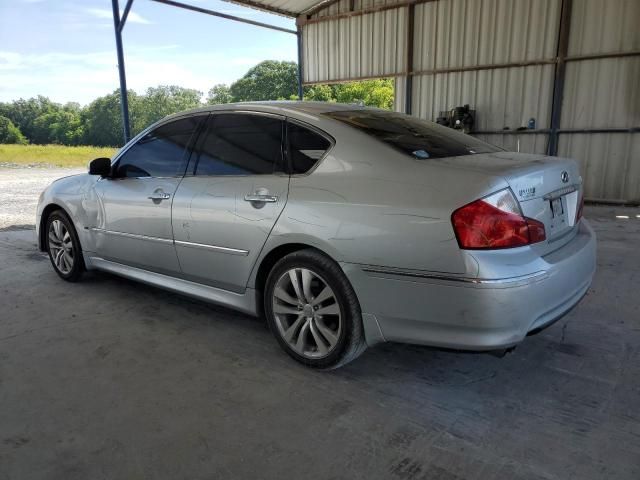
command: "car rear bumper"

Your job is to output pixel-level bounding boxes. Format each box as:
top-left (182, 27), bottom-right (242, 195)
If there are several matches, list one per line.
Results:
top-left (342, 219), bottom-right (597, 350)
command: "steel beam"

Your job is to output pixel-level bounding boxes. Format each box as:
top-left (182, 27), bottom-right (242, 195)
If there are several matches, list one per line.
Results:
top-left (297, 26), bottom-right (304, 100)
top-left (150, 0), bottom-right (297, 34)
top-left (548, 0), bottom-right (573, 156)
top-left (404, 3), bottom-right (415, 114)
top-left (111, 0), bottom-right (131, 144)
top-left (118, 0), bottom-right (135, 33)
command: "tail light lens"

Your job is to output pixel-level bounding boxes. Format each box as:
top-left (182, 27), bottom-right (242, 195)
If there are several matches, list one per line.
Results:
top-left (452, 189), bottom-right (546, 249)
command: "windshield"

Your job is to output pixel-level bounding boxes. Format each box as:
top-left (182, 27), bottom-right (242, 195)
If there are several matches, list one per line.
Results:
top-left (324, 109), bottom-right (502, 159)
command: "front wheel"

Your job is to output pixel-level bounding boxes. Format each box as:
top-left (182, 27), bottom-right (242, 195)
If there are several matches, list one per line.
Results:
top-left (264, 249), bottom-right (367, 369)
top-left (46, 210), bottom-right (85, 282)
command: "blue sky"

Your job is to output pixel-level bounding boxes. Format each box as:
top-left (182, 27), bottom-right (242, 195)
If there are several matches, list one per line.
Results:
top-left (0, 0), bottom-right (297, 104)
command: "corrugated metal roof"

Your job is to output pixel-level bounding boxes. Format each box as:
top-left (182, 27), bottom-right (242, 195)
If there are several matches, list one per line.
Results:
top-left (224, 0), bottom-right (334, 17)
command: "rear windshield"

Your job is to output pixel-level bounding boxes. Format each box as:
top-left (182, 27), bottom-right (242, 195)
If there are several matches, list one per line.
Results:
top-left (324, 110), bottom-right (501, 159)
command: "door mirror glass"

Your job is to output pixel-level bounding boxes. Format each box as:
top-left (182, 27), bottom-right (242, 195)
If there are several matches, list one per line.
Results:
top-left (88, 157), bottom-right (112, 176)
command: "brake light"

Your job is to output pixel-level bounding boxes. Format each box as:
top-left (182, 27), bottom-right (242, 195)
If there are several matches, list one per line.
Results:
top-left (576, 192), bottom-right (584, 222)
top-left (452, 189), bottom-right (546, 249)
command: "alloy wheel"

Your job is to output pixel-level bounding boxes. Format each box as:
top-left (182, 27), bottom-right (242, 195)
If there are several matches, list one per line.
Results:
top-left (272, 267), bottom-right (342, 359)
top-left (48, 219), bottom-right (74, 275)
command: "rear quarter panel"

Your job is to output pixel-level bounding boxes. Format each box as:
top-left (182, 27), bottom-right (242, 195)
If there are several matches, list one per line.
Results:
top-left (258, 124), bottom-right (509, 279)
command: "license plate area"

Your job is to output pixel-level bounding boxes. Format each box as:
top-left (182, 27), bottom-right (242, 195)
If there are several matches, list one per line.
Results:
top-left (546, 193), bottom-right (575, 235)
top-left (550, 197), bottom-right (564, 218)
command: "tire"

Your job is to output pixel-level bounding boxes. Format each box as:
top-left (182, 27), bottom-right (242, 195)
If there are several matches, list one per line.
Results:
top-left (264, 249), bottom-right (367, 369)
top-left (45, 210), bottom-right (85, 282)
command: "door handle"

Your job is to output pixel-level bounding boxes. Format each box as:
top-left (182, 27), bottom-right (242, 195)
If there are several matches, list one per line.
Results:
top-left (148, 192), bottom-right (171, 200)
top-left (244, 194), bottom-right (278, 203)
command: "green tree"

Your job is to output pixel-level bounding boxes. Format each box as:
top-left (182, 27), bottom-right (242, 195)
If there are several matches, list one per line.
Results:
top-left (207, 84), bottom-right (233, 104)
top-left (33, 104), bottom-right (84, 145)
top-left (302, 84), bottom-right (335, 103)
top-left (137, 85), bottom-right (202, 128)
top-left (1, 96), bottom-right (57, 142)
top-left (332, 79), bottom-right (394, 109)
top-left (82, 90), bottom-right (141, 147)
top-left (230, 60), bottom-right (298, 101)
top-left (0, 115), bottom-right (28, 144)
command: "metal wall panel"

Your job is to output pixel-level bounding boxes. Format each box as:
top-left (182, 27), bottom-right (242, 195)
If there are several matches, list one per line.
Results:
top-left (394, 75), bottom-right (407, 112)
top-left (302, 0), bottom-right (639, 201)
top-left (412, 65), bottom-right (555, 129)
top-left (558, 133), bottom-right (640, 202)
top-left (414, 0), bottom-right (561, 70)
top-left (475, 133), bottom-right (550, 155)
top-left (568, 0), bottom-right (640, 56)
top-left (303, 6), bottom-right (407, 83)
top-left (561, 56), bottom-right (640, 129)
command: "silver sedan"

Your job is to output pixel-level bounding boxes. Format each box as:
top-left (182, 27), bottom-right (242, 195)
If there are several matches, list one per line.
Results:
top-left (36, 102), bottom-right (596, 369)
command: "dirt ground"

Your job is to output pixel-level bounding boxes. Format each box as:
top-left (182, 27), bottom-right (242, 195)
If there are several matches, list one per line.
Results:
top-left (0, 167), bottom-right (85, 230)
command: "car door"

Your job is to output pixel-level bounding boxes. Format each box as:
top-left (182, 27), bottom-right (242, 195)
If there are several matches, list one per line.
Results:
top-left (93, 114), bottom-right (205, 274)
top-left (171, 112), bottom-right (289, 293)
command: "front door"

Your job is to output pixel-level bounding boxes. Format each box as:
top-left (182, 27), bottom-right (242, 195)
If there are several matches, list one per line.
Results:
top-left (93, 115), bottom-right (204, 275)
top-left (172, 112), bottom-right (289, 292)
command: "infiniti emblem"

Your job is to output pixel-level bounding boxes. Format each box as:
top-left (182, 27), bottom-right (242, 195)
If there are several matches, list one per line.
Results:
top-left (561, 171), bottom-right (569, 183)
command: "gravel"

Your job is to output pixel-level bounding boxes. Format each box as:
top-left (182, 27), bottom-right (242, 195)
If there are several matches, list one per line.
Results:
top-left (0, 167), bottom-right (85, 230)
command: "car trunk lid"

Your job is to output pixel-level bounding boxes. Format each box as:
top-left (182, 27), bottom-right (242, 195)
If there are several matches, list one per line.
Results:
top-left (438, 152), bottom-right (583, 254)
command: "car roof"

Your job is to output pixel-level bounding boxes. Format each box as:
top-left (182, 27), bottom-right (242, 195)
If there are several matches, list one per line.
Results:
top-left (163, 100), bottom-right (374, 122)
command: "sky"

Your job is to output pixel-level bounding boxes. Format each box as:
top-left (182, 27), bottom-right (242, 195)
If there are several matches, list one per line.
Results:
top-left (0, 0), bottom-right (298, 105)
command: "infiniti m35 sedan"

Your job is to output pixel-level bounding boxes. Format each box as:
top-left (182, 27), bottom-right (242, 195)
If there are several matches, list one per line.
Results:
top-left (37, 102), bottom-right (596, 369)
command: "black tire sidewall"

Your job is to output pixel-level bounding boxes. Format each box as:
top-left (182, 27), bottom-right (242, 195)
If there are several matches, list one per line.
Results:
top-left (264, 249), bottom-right (364, 369)
top-left (46, 210), bottom-right (84, 282)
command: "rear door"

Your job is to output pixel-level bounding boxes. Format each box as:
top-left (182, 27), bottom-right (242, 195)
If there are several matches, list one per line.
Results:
top-left (171, 112), bottom-right (289, 292)
top-left (93, 115), bottom-right (204, 274)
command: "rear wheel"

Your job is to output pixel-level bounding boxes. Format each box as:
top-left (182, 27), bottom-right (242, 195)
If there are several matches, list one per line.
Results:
top-left (264, 249), bottom-right (367, 369)
top-left (46, 210), bottom-right (84, 282)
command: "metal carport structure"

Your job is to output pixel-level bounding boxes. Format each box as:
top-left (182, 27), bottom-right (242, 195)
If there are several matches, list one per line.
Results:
top-left (112, 0), bottom-right (639, 203)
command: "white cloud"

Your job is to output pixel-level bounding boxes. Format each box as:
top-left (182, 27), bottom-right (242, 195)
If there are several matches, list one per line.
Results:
top-left (85, 8), bottom-right (152, 25)
top-left (0, 44), bottom-right (296, 104)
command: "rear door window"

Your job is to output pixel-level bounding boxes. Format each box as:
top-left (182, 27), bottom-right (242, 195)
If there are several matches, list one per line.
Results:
top-left (287, 121), bottom-right (332, 174)
top-left (194, 113), bottom-right (284, 176)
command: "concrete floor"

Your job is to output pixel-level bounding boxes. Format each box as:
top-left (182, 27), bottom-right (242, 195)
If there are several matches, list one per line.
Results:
top-left (0, 205), bottom-right (639, 480)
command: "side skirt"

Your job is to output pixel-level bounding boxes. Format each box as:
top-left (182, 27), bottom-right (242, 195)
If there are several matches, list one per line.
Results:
top-left (86, 256), bottom-right (259, 316)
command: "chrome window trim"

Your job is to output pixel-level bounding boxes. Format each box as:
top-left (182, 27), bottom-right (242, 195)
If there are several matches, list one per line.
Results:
top-left (90, 228), bottom-right (249, 256)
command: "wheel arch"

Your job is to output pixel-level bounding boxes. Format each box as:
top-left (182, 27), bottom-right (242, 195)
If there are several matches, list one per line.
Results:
top-left (254, 243), bottom-right (323, 298)
top-left (39, 203), bottom-right (73, 251)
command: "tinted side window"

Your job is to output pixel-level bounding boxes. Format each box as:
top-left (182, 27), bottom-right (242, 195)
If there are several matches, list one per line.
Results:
top-left (114, 116), bottom-right (201, 178)
top-left (195, 114), bottom-right (284, 176)
top-left (288, 122), bottom-right (331, 174)
top-left (324, 110), bottom-right (501, 159)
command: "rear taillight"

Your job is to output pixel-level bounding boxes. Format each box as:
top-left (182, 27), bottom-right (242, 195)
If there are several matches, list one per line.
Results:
top-left (576, 192), bottom-right (584, 222)
top-left (452, 189), bottom-right (546, 249)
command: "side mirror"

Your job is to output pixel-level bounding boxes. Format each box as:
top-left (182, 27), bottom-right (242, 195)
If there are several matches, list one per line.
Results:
top-left (88, 157), bottom-right (112, 177)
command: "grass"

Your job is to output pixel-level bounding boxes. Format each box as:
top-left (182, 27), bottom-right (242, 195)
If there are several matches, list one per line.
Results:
top-left (0, 144), bottom-right (118, 168)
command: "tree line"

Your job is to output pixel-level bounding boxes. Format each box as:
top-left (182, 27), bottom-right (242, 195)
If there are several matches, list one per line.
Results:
top-left (0, 60), bottom-right (394, 148)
